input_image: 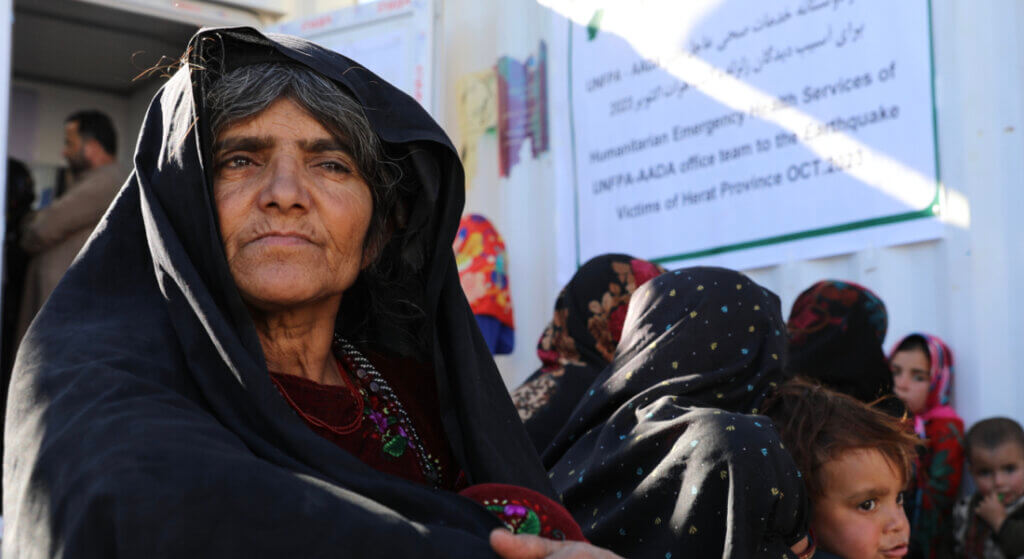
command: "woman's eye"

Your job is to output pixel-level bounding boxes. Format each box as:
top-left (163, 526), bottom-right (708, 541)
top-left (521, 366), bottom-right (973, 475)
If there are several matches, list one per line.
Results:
top-left (913, 374), bottom-right (928, 383)
top-left (318, 160), bottom-right (351, 173)
top-left (896, 492), bottom-right (904, 505)
top-left (858, 499), bottom-right (877, 512)
top-left (221, 155), bottom-right (254, 169)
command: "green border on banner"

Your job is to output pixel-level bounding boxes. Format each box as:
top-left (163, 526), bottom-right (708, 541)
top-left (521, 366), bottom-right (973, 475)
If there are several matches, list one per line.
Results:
top-left (569, 0), bottom-right (943, 268)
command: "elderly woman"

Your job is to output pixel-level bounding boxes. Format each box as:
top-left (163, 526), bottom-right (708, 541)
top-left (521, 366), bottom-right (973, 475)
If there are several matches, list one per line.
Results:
top-left (3, 28), bottom-right (617, 558)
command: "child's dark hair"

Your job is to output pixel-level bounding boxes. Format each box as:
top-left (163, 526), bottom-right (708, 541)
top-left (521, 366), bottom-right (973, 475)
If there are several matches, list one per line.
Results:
top-left (965, 417), bottom-right (1024, 462)
top-left (761, 377), bottom-right (920, 498)
top-left (893, 334), bottom-right (931, 361)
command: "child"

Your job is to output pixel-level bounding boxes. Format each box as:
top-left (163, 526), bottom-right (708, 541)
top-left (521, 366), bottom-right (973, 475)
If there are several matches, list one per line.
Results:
top-left (889, 333), bottom-right (965, 558)
top-left (763, 378), bottom-right (920, 559)
top-left (952, 418), bottom-right (1024, 559)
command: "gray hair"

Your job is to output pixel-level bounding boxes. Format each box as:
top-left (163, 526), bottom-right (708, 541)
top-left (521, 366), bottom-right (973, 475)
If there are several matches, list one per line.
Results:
top-left (204, 63), bottom-right (426, 357)
top-left (205, 62), bottom-right (401, 260)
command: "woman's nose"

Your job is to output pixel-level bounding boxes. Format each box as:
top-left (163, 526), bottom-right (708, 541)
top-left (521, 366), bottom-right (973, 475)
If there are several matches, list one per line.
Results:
top-left (259, 157), bottom-right (310, 211)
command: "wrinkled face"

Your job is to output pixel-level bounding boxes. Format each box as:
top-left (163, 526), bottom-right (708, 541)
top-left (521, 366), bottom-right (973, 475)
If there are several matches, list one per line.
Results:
top-left (969, 442), bottom-right (1024, 505)
top-left (890, 349), bottom-right (930, 415)
top-left (62, 120), bottom-right (89, 173)
top-left (213, 97), bottom-right (374, 312)
top-left (812, 449), bottom-right (910, 559)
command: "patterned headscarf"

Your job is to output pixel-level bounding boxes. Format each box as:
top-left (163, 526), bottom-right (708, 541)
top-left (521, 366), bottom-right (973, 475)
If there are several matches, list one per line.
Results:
top-left (542, 267), bottom-right (807, 557)
top-left (787, 280), bottom-right (894, 405)
top-left (511, 254), bottom-right (663, 453)
top-left (889, 333), bottom-right (957, 437)
top-left (454, 214), bottom-right (514, 353)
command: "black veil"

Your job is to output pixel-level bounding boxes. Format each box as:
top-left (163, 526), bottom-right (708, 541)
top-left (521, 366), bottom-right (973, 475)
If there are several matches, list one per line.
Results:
top-left (4, 27), bottom-right (551, 558)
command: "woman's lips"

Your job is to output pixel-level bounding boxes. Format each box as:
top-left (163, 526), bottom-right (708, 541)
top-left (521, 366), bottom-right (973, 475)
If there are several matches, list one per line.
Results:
top-left (881, 543), bottom-right (908, 558)
top-left (250, 232), bottom-right (314, 247)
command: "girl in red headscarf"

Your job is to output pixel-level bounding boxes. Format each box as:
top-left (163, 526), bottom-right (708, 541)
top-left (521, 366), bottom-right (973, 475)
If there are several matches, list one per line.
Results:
top-left (890, 333), bottom-right (965, 559)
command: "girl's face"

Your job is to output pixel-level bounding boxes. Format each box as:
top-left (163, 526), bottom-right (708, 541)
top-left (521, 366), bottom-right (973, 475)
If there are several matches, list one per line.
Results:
top-left (891, 349), bottom-right (931, 415)
top-left (812, 448), bottom-right (910, 559)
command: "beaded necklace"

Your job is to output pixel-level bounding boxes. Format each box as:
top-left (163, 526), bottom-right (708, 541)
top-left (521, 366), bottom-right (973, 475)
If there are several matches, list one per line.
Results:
top-left (334, 336), bottom-right (443, 488)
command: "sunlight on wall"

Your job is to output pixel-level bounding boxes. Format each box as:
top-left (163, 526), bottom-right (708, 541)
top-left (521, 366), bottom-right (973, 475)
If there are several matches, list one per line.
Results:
top-left (540, 0), bottom-right (955, 225)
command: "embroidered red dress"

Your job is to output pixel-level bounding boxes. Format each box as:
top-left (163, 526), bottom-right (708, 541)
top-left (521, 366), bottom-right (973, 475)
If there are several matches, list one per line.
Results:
top-left (269, 346), bottom-right (586, 542)
top-left (270, 350), bottom-right (461, 490)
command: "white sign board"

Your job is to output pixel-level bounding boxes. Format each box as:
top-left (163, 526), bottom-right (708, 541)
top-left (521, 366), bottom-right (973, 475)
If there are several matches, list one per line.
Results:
top-left (550, 0), bottom-right (941, 270)
top-left (271, 0), bottom-right (434, 113)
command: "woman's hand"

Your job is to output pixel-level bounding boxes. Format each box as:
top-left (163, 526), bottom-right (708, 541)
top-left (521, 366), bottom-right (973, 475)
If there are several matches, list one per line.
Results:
top-left (490, 530), bottom-right (624, 559)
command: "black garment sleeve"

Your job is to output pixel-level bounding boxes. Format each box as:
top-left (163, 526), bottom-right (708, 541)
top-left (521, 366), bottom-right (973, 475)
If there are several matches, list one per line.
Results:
top-left (993, 513), bottom-right (1024, 558)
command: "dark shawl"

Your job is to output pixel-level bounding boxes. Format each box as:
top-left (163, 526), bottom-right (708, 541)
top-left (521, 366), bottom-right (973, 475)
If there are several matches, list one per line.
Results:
top-left (786, 279), bottom-right (894, 404)
top-left (511, 254), bottom-right (663, 454)
top-left (4, 28), bottom-right (551, 558)
top-left (541, 267), bottom-right (808, 558)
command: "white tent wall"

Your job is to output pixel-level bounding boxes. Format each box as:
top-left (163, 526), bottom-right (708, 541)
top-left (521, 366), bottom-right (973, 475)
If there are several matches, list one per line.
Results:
top-left (218, 0), bottom-right (1024, 426)
top-left (740, 0), bottom-right (1024, 429)
top-left (431, 0), bottom-right (1024, 429)
top-left (436, 0), bottom-right (562, 388)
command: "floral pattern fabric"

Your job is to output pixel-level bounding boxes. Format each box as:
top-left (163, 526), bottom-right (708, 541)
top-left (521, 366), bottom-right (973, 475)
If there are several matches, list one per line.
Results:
top-left (454, 214), bottom-right (514, 329)
top-left (787, 279), bottom-right (895, 406)
top-left (909, 418), bottom-right (965, 559)
top-left (511, 254), bottom-right (663, 454)
top-left (459, 483), bottom-right (587, 542)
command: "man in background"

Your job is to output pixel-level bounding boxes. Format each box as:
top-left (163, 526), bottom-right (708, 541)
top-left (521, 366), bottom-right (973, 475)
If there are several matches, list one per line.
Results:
top-left (16, 110), bottom-right (125, 341)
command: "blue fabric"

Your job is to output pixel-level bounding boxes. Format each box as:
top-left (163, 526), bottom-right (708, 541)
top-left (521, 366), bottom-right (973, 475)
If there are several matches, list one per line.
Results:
top-left (475, 315), bottom-right (514, 355)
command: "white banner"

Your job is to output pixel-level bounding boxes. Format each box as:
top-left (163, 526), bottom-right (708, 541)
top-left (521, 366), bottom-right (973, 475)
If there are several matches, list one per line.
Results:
top-left (271, 0), bottom-right (434, 114)
top-left (550, 0), bottom-right (942, 271)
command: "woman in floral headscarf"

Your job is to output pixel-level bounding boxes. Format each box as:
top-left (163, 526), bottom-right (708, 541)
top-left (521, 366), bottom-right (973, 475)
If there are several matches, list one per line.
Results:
top-left (786, 280), bottom-right (896, 407)
top-left (511, 254), bottom-right (663, 454)
top-left (890, 333), bottom-right (964, 559)
top-left (454, 214), bottom-right (515, 355)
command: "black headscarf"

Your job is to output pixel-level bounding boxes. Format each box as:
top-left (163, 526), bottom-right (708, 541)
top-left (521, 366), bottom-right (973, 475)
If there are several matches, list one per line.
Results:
top-left (541, 267), bottom-right (808, 558)
top-left (511, 254), bottom-right (664, 454)
top-left (4, 28), bottom-right (551, 558)
top-left (786, 279), bottom-right (894, 405)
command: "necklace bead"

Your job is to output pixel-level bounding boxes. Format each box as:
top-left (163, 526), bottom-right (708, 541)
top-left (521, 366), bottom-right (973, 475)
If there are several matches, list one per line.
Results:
top-left (334, 335), bottom-right (442, 488)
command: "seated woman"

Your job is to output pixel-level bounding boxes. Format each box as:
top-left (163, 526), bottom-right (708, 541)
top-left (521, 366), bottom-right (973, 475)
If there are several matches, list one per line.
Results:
top-left (786, 280), bottom-right (901, 415)
top-left (530, 267), bottom-right (812, 558)
top-left (3, 28), bottom-right (612, 558)
top-left (512, 253), bottom-right (663, 453)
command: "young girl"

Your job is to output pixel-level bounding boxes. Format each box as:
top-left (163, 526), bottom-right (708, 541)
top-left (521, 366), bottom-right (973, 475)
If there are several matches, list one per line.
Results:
top-left (763, 378), bottom-right (920, 559)
top-left (889, 333), bottom-right (965, 559)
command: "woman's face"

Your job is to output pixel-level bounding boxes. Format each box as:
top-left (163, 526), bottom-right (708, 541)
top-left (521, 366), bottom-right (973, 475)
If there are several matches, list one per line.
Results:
top-left (890, 348), bottom-right (930, 415)
top-left (213, 97), bottom-right (374, 311)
